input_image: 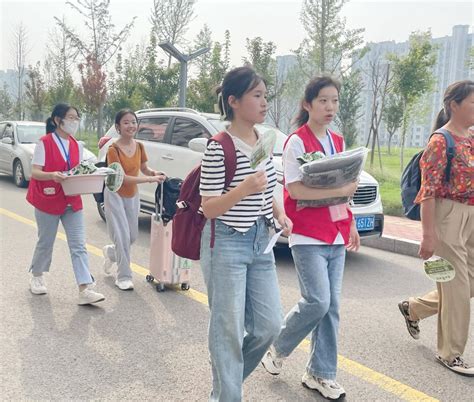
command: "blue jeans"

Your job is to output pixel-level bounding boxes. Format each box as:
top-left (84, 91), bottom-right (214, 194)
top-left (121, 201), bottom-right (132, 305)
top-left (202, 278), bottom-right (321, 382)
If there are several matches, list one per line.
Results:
top-left (273, 244), bottom-right (346, 380)
top-left (200, 218), bottom-right (282, 402)
top-left (29, 207), bottom-right (93, 285)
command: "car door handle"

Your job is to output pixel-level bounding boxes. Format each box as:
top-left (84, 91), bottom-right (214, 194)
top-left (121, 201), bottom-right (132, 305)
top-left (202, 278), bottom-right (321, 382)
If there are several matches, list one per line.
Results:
top-left (161, 155), bottom-right (174, 160)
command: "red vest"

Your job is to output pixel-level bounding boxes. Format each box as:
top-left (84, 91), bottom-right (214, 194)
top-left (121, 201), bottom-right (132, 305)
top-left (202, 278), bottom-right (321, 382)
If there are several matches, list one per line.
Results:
top-left (284, 124), bottom-right (353, 244)
top-left (26, 133), bottom-right (83, 215)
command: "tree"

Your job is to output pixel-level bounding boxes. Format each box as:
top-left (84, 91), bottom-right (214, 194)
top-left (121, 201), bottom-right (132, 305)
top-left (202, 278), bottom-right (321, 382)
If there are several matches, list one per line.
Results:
top-left (296, 0), bottom-right (365, 77)
top-left (243, 37), bottom-right (276, 84)
top-left (142, 31), bottom-right (180, 107)
top-left (78, 55), bottom-right (107, 133)
top-left (390, 31), bottom-right (436, 170)
top-left (187, 29), bottom-right (231, 112)
top-left (150, 0), bottom-right (196, 67)
top-left (11, 23), bottom-right (29, 120)
top-left (382, 93), bottom-right (404, 155)
top-left (55, 0), bottom-right (136, 137)
top-left (0, 84), bottom-right (14, 120)
top-left (364, 55), bottom-right (392, 168)
top-left (335, 68), bottom-right (363, 148)
top-left (24, 62), bottom-right (47, 121)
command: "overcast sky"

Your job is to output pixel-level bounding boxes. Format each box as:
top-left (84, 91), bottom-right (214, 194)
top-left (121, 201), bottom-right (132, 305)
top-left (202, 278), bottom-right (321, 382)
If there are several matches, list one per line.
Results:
top-left (0, 0), bottom-right (472, 72)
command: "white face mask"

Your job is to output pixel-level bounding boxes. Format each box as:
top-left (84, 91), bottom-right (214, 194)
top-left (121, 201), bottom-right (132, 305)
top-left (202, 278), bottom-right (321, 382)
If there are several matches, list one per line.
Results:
top-left (61, 120), bottom-right (79, 135)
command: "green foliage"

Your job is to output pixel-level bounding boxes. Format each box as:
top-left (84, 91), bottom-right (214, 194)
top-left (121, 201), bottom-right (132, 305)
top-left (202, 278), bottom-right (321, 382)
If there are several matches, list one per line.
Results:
top-left (0, 84), bottom-right (14, 120)
top-left (336, 68), bottom-right (363, 148)
top-left (187, 29), bottom-right (231, 112)
top-left (243, 37), bottom-right (276, 84)
top-left (24, 62), bottom-right (48, 121)
top-left (390, 30), bottom-right (436, 168)
top-left (296, 0), bottom-right (365, 76)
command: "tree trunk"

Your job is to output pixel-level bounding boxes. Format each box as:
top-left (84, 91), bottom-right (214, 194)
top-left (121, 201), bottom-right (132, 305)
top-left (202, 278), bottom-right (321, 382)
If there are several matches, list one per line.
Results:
top-left (97, 103), bottom-right (104, 139)
top-left (400, 114), bottom-right (408, 172)
top-left (387, 134), bottom-right (392, 155)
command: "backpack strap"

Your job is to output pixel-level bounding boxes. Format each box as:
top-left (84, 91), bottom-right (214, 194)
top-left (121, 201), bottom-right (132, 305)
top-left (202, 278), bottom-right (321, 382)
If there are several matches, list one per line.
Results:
top-left (206, 131), bottom-right (237, 249)
top-left (431, 128), bottom-right (455, 182)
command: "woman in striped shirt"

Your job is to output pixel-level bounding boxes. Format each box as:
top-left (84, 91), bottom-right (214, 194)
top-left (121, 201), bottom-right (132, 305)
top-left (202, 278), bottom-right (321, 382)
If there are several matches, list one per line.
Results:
top-left (199, 66), bottom-right (292, 402)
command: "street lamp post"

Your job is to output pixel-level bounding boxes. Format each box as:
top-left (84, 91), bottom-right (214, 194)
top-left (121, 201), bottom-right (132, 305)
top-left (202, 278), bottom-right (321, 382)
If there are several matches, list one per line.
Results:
top-left (158, 41), bottom-right (210, 108)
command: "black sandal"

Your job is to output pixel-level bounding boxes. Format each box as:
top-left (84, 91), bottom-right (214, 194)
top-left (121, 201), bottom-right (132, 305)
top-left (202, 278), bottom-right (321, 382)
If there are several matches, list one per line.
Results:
top-left (398, 300), bottom-right (420, 340)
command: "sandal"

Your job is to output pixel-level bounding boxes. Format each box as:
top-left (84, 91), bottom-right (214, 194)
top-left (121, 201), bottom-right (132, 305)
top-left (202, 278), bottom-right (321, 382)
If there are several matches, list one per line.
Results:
top-left (398, 300), bottom-right (420, 340)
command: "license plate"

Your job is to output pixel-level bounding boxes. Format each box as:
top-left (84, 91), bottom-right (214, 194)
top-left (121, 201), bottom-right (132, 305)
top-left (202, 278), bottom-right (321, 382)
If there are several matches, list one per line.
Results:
top-left (355, 215), bottom-right (375, 232)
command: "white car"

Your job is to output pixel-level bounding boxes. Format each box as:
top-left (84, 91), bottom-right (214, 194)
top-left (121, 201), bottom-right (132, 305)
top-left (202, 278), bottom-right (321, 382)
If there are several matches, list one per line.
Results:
top-left (97, 108), bottom-right (384, 240)
top-left (0, 121), bottom-right (97, 187)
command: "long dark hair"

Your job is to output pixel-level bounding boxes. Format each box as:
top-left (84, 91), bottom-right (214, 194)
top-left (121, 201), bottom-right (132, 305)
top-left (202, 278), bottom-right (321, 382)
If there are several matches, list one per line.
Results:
top-left (216, 66), bottom-right (266, 121)
top-left (293, 76), bottom-right (341, 129)
top-left (45, 103), bottom-right (80, 133)
top-left (432, 80), bottom-right (474, 131)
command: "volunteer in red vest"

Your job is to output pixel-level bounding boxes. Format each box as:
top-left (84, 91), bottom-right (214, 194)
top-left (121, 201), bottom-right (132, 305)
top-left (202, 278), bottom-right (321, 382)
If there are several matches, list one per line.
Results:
top-left (27, 103), bottom-right (105, 305)
top-left (261, 76), bottom-right (359, 400)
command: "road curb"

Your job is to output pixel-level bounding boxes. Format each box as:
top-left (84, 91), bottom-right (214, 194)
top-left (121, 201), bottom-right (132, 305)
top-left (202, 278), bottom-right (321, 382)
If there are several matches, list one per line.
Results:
top-left (361, 235), bottom-right (420, 258)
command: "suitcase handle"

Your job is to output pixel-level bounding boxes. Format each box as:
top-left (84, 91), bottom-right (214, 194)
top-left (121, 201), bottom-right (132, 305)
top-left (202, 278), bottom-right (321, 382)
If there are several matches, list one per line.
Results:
top-left (154, 183), bottom-right (164, 222)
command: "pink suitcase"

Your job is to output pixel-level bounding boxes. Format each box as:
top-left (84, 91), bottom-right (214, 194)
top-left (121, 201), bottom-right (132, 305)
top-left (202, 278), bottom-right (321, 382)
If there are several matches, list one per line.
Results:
top-left (146, 186), bottom-right (191, 292)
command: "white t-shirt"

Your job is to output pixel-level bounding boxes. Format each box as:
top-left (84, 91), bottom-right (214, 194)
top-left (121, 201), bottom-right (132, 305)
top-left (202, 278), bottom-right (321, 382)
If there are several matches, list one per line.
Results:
top-left (283, 133), bottom-right (345, 247)
top-left (32, 134), bottom-right (84, 168)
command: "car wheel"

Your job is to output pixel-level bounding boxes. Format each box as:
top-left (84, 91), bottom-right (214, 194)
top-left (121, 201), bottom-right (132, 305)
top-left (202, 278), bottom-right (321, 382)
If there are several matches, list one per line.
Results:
top-left (97, 201), bottom-right (106, 222)
top-left (13, 160), bottom-right (28, 188)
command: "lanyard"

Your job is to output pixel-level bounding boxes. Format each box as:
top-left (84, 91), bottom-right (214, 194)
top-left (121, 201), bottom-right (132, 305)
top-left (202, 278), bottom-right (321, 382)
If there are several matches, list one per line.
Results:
top-left (54, 132), bottom-right (71, 170)
top-left (314, 129), bottom-right (336, 156)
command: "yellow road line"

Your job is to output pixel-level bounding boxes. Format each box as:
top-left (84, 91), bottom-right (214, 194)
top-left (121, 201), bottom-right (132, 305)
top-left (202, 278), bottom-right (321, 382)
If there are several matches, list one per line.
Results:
top-left (0, 207), bottom-right (439, 402)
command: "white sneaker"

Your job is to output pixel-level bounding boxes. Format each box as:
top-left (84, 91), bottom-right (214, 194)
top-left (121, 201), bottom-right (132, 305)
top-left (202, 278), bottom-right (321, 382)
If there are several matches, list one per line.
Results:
top-left (115, 279), bottom-right (134, 291)
top-left (102, 245), bottom-right (114, 275)
top-left (261, 345), bottom-right (284, 375)
top-left (30, 275), bottom-right (47, 295)
top-left (302, 372), bottom-right (346, 400)
top-left (78, 287), bottom-right (105, 305)
top-left (436, 355), bottom-right (474, 377)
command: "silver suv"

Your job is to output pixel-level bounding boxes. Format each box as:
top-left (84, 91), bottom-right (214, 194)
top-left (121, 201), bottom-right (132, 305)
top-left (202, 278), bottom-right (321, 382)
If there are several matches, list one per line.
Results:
top-left (98, 108), bottom-right (384, 239)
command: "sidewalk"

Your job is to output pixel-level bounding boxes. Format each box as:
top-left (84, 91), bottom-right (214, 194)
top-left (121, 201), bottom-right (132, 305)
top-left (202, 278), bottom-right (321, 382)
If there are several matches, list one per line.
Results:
top-left (361, 215), bottom-right (421, 257)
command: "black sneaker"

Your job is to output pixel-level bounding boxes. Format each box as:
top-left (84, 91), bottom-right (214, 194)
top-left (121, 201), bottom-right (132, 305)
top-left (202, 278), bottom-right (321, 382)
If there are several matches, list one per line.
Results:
top-left (436, 355), bottom-right (474, 377)
top-left (398, 300), bottom-right (420, 340)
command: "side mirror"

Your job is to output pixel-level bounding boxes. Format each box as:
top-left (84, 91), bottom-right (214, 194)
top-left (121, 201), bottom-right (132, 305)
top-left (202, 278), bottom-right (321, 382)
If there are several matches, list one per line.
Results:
top-left (1, 137), bottom-right (13, 145)
top-left (188, 138), bottom-right (208, 153)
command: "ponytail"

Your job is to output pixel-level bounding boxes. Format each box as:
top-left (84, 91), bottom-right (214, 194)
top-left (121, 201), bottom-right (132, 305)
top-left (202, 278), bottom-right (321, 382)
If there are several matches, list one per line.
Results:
top-left (431, 109), bottom-right (449, 132)
top-left (45, 117), bottom-right (57, 133)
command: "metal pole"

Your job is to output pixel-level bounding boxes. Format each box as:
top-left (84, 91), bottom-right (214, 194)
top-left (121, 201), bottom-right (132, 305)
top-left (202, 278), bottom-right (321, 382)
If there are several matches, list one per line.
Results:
top-left (179, 61), bottom-right (188, 108)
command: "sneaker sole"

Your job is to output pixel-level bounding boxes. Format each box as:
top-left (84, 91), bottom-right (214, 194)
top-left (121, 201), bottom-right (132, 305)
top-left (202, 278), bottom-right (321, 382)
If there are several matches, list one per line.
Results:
top-left (78, 296), bottom-right (105, 306)
top-left (436, 356), bottom-right (474, 377)
top-left (261, 361), bottom-right (281, 376)
top-left (302, 381), bottom-right (346, 400)
top-left (30, 289), bottom-right (47, 295)
top-left (398, 302), bottom-right (420, 340)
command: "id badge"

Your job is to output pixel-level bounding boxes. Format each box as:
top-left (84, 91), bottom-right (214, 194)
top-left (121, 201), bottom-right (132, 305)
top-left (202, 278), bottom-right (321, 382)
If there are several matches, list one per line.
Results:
top-left (43, 187), bottom-right (56, 195)
top-left (329, 204), bottom-right (349, 222)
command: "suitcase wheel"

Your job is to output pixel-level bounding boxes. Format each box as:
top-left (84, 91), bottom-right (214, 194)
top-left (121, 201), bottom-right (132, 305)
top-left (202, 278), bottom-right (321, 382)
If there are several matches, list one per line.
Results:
top-left (181, 283), bottom-right (190, 291)
top-left (146, 275), bottom-right (154, 283)
top-left (156, 283), bottom-right (166, 292)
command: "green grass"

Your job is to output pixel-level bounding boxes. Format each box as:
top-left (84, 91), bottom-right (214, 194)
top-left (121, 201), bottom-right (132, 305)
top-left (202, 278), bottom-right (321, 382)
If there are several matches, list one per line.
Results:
top-left (364, 146), bottom-right (422, 216)
top-left (76, 131), bottom-right (99, 156)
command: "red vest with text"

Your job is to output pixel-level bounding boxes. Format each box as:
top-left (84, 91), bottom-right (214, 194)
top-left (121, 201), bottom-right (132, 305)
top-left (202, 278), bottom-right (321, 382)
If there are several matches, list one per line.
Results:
top-left (26, 133), bottom-right (83, 215)
top-left (283, 124), bottom-right (353, 244)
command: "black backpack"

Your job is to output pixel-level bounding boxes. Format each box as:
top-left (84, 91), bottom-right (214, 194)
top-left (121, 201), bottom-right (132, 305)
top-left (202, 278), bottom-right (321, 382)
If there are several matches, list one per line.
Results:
top-left (401, 128), bottom-right (455, 221)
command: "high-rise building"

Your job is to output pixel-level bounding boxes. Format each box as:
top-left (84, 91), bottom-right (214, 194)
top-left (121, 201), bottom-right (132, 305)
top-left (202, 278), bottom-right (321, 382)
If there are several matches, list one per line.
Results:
top-left (356, 25), bottom-right (473, 148)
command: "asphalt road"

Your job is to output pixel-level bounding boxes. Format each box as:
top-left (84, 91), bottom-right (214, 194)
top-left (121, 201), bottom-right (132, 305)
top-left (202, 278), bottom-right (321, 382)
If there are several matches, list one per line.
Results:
top-left (0, 174), bottom-right (472, 401)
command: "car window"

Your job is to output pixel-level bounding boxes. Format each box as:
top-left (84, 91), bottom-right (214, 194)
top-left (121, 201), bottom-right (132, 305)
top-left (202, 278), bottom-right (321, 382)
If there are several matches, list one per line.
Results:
top-left (170, 118), bottom-right (211, 148)
top-left (0, 123), bottom-right (6, 138)
top-left (17, 125), bottom-right (45, 143)
top-left (3, 124), bottom-right (14, 139)
top-left (136, 117), bottom-right (170, 142)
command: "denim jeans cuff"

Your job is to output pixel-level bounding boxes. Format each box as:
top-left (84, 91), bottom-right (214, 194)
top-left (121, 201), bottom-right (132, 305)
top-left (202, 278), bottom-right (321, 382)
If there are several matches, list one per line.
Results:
top-left (306, 367), bottom-right (337, 381)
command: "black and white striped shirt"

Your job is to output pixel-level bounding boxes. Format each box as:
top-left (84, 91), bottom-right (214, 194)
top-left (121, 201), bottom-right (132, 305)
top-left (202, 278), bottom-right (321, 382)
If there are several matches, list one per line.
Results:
top-left (200, 140), bottom-right (277, 232)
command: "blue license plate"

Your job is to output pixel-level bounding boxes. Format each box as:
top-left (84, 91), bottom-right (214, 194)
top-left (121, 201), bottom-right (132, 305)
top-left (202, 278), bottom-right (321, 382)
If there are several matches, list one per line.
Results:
top-left (355, 215), bottom-right (375, 232)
